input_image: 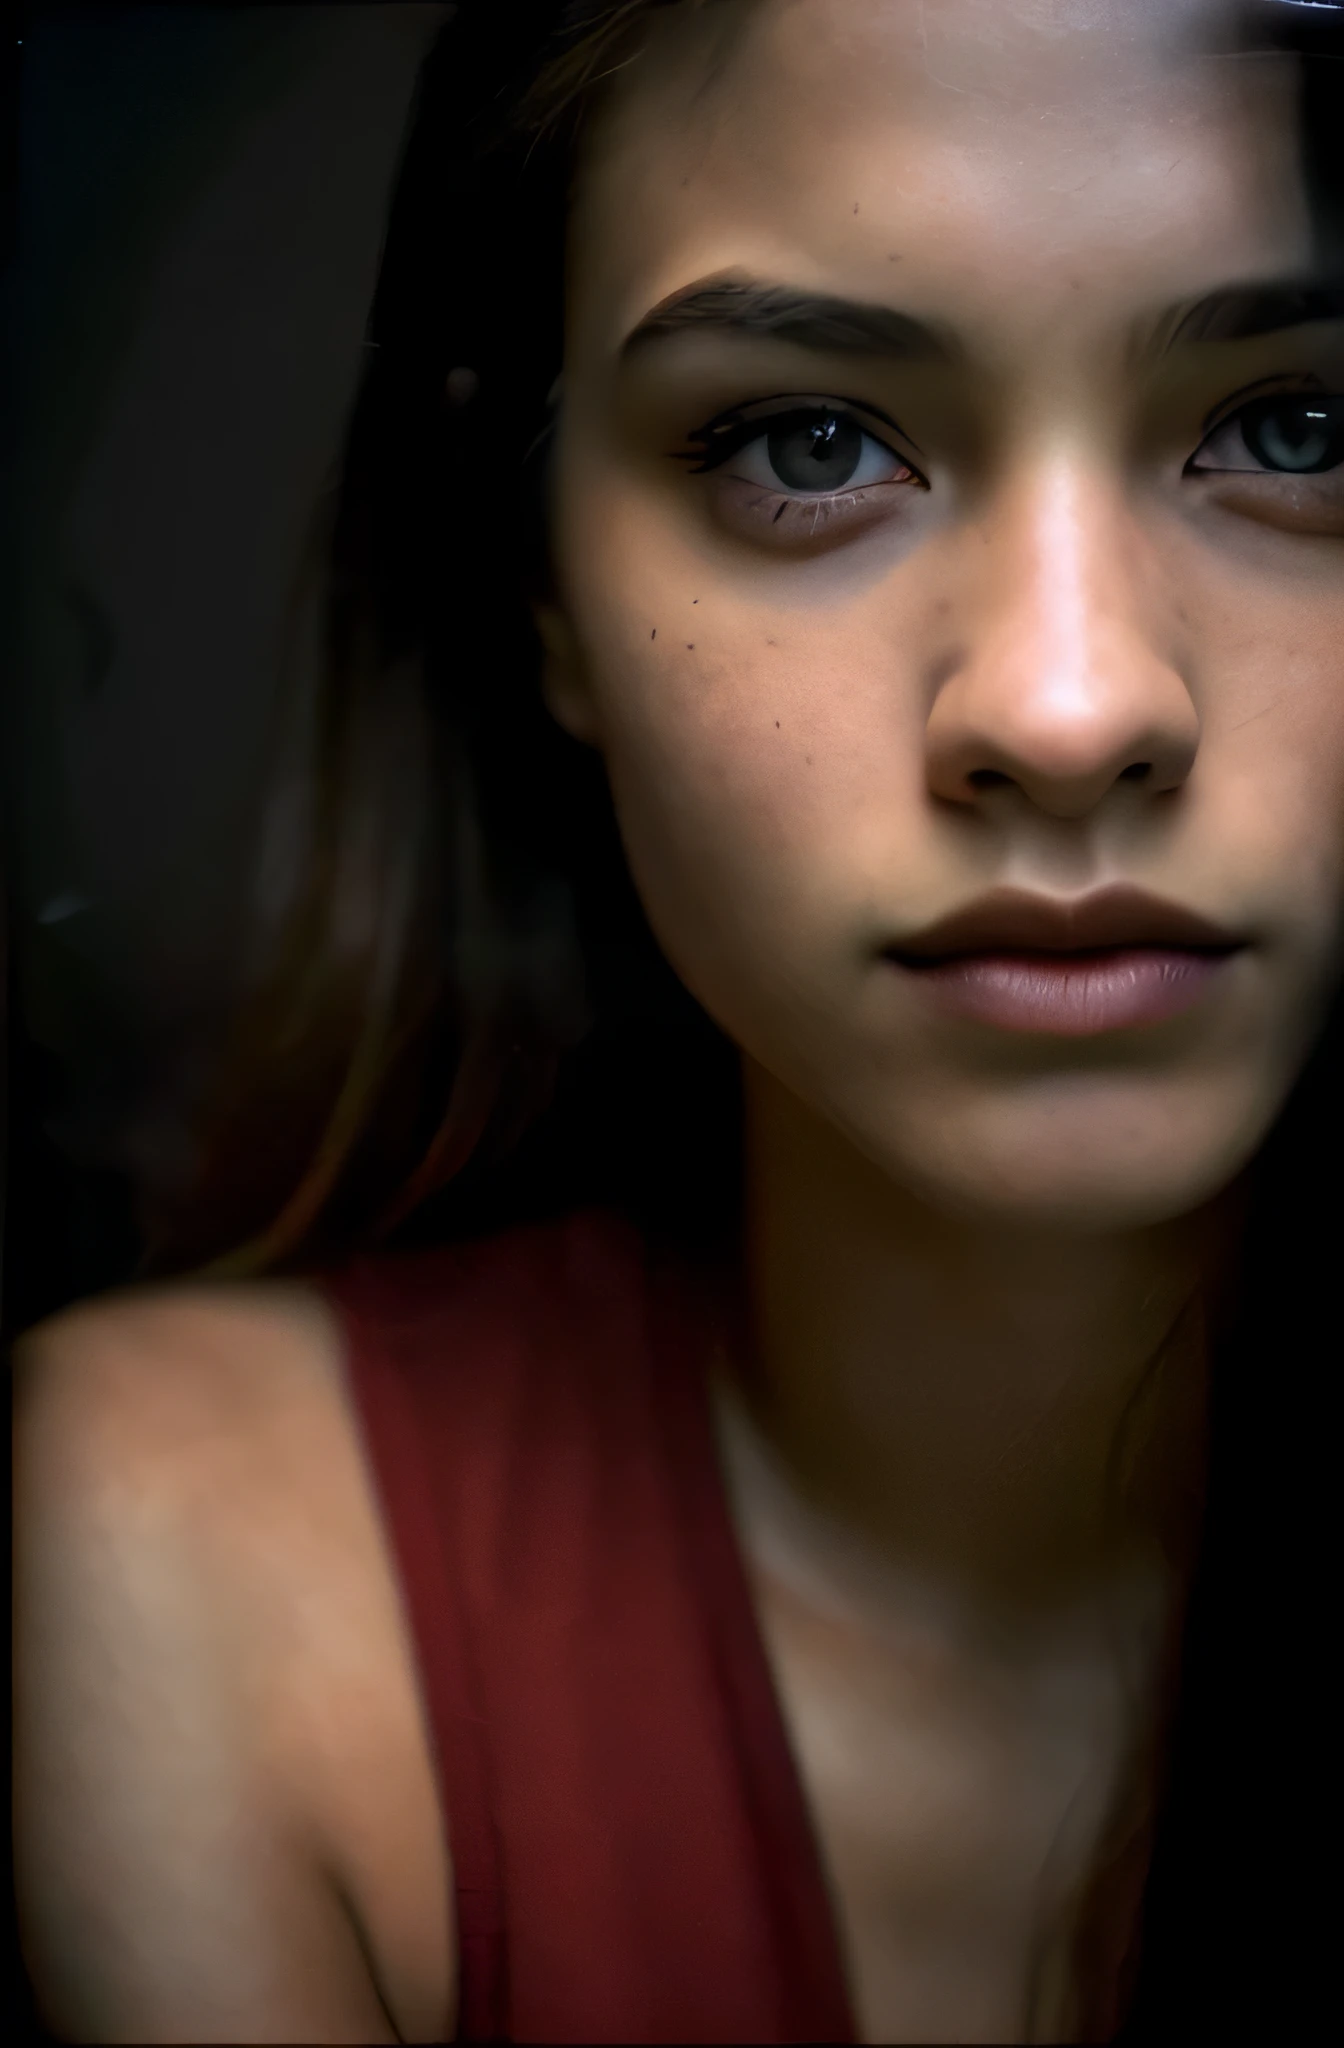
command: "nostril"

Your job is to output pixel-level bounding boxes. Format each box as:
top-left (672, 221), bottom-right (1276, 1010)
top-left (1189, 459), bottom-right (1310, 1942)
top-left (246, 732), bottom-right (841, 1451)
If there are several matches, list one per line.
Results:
top-left (967, 768), bottom-right (1010, 790)
top-left (1120, 762), bottom-right (1152, 782)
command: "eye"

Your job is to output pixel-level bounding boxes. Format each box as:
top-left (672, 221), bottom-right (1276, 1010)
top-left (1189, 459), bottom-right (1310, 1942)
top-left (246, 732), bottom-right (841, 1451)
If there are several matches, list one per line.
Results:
top-left (681, 402), bottom-right (925, 496)
top-left (730, 409), bottom-right (915, 494)
top-left (1188, 393), bottom-right (1344, 476)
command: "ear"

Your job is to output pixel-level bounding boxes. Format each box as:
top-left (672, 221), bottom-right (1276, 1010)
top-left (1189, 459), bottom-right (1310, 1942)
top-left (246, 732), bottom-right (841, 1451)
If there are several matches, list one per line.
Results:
top-left (533, 600), bottom-right (602, 747)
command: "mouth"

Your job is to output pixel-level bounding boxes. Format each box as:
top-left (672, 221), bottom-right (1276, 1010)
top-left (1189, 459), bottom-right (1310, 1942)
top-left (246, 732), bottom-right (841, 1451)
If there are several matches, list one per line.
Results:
top-left (883, 886), bottom-right (1248, 1037)
top-left (884, 944), bottom-right (1244, 1036)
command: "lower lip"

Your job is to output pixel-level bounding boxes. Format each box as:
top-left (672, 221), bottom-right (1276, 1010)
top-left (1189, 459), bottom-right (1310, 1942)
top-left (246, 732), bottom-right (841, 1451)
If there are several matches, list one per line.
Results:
top-left (887, 946), bottom-right (1240, 1036)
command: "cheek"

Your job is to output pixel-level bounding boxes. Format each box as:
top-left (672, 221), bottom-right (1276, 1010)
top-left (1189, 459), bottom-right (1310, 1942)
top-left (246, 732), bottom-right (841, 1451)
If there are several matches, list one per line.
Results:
top-left (1196, 577), bottom-right (1344, 930)
top-left (571, 605), bottom-right (925, 1011)
top-left (595, 639), bottom-right (847, 977)
top-left (555, 468), bottom-right (921, 978)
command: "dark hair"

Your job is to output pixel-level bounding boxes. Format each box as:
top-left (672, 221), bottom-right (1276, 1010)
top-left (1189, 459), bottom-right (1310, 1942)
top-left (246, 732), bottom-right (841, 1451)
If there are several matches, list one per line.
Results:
top-left (138, 2), bottom-right (1342, 2039)
top-left (138, 0), bottom-right (744, 1283)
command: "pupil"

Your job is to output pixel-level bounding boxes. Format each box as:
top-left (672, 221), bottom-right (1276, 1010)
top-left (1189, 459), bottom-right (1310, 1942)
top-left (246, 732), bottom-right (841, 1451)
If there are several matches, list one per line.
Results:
top-left (768, 413), bottom-right (863, 492)
top-left (1245, 399), bottom-right (1341, 475)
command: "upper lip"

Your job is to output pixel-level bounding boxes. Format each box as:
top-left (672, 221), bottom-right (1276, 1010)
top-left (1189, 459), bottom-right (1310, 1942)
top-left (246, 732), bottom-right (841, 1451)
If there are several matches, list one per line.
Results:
top-left (887, 884), bottom-right (1246, 961)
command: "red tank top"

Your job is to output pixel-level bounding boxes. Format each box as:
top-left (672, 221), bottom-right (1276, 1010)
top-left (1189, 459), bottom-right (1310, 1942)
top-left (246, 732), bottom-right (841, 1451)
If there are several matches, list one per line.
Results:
top-left (319, 1205), bottom-right (857, 2045)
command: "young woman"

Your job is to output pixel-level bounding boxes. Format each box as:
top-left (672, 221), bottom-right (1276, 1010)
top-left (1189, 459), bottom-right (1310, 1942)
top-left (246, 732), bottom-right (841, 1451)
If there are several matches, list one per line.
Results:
top-left (13, 1), bottom-right (1343, 2040)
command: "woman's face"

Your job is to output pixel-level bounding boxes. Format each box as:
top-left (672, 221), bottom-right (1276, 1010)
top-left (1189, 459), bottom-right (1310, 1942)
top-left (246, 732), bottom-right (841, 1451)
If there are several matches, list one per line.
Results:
top-left (537, 0), bottom-right (1344, 1232)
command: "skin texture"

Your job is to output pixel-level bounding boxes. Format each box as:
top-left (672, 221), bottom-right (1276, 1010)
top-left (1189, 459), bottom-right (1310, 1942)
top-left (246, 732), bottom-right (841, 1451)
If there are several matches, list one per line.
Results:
top-left (532, 1), bottom-right (1344, 2029)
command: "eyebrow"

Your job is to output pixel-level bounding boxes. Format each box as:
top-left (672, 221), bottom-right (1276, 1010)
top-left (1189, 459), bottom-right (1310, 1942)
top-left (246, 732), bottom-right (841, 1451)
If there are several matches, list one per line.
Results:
top-left (1150, 279), bottom-right (1344, 355)
top-left (618, 271), bottom-right (1344, 373)
top-left (618, 277), bottom-right (960, 366)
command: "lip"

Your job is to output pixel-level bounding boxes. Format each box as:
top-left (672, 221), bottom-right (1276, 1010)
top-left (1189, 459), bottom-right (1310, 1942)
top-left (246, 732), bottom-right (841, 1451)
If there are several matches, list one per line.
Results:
top-left (886, 884), bottom-right (1245, 961)
top-left (883, 886), bottom-right (1248, 1037)
top-left (886, 946), bottom-right (1239, 1036)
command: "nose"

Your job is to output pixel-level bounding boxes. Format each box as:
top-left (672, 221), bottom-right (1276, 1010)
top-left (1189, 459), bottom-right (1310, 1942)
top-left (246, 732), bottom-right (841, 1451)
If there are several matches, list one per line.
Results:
top-left (923, 459), bottom-right (1200, 820)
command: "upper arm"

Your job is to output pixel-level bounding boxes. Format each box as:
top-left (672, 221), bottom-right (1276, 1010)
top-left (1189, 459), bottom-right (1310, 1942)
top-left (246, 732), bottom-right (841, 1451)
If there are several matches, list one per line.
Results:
top-left (12, 1297), bottom-right (403, 2045)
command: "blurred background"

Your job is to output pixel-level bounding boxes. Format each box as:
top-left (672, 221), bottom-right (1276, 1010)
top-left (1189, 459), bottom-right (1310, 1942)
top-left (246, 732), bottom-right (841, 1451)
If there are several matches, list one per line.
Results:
top-left (6, 10), bottom-right (449, 2034)
top-left (5, 4), bottom-right (449, 1350)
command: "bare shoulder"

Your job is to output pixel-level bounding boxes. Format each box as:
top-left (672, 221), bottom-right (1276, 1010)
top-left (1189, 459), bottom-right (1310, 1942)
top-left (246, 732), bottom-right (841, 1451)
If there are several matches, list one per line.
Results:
top-left (13, 1278), bottom-right (455, 2044)
top-left (11, 1276), bottom-right (346, 1466)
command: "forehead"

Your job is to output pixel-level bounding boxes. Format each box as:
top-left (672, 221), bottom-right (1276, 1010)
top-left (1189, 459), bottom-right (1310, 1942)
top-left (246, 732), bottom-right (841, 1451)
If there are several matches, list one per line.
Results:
top-left (566, 0), bottom-right (1311, 361)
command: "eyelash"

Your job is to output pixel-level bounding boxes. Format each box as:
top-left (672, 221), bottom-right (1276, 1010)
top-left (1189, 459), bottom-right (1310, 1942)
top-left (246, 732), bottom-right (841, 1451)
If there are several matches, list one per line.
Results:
top-left (670, 390), bottom-right (1344, 528)
top-left (1185, 392), bottom-right (1343, 477)
top-left (674, 402), bottom-right (924, 490)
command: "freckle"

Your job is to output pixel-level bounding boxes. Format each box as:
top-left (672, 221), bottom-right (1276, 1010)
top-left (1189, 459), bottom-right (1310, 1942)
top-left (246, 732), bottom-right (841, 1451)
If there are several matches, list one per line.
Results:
top-left (766, 638), bottom-right (778, 646)
top-left (888, 253), bottom-right (902, 262)
top-left (806, 755), bottom-right (813, 766)
top-left (692, 598), bottom-right (699, 603)
top-left (651, 628), bottom-right (657, 640)
top-left (775, 720), bottom-right (780, 728)
top-left (687, 643), bottom-right (694, 650)
top-left (853, 202), bottom-right (859, 214)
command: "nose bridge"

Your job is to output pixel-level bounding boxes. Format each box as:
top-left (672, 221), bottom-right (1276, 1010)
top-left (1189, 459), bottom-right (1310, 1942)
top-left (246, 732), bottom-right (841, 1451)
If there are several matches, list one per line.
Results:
top-left (925, 450), bottom-right (1199, 818)
top-left (984, 455), bottom-right (1152, 733)
top-left (1015, 459), bottom-right (1113, 703)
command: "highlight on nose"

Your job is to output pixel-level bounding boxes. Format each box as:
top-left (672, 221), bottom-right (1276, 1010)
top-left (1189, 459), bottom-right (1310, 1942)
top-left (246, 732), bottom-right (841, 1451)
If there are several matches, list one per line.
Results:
top-left (923, 477), bottom-right (1200, 818)
top-left (926, 639), bottom-right (1201, 815)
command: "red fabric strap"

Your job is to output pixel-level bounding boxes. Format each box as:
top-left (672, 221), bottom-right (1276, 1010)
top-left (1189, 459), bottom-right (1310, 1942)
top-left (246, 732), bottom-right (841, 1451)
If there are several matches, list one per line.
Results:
top-left (323, 1210), bottom-right (855, 2044)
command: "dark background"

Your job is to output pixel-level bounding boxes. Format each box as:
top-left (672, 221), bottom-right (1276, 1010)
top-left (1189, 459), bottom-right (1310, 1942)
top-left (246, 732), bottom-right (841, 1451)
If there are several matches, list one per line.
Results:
top-left (6, 8), bottom-right (447, 2035)
top-left (5, 5), bottom-right (448, 1352)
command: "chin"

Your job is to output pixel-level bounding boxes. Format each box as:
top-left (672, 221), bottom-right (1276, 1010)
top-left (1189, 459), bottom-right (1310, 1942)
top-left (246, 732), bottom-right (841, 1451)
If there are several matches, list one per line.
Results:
top-left (833, 1074), bottom-right (1277, 1237)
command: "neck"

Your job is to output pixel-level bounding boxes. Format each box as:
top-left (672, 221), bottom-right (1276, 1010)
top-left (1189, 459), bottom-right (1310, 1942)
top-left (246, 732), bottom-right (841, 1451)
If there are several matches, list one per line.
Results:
top-left (714, 1061), bottom-right (1248, 1651)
